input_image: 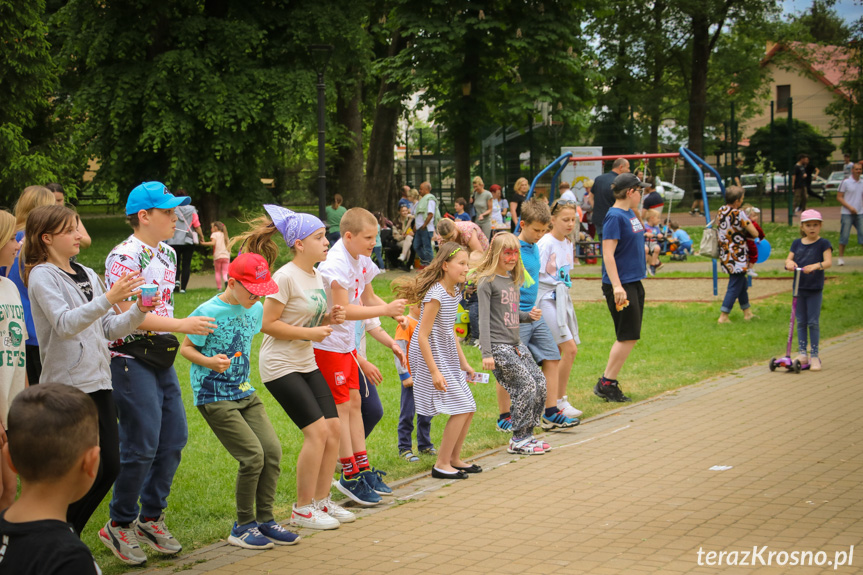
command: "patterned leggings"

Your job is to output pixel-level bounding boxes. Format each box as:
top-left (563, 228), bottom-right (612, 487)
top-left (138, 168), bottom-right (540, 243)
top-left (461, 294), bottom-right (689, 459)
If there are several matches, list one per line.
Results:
top-left (491, 343), bottom-right (546, 440)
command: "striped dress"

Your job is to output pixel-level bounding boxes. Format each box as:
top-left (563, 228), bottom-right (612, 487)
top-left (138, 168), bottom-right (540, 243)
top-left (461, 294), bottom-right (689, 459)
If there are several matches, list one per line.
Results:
top-left (409, 283), bottom-right (476, 417)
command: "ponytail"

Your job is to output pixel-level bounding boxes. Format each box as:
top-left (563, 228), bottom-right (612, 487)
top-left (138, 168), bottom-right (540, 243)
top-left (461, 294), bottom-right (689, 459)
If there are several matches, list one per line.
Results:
top-left (230, 216), bottom-right (280, 267)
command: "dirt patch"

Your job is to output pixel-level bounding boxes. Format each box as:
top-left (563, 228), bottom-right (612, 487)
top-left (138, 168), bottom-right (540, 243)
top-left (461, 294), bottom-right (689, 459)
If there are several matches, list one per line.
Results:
top-left (570, 277), bottom-right (795, 303)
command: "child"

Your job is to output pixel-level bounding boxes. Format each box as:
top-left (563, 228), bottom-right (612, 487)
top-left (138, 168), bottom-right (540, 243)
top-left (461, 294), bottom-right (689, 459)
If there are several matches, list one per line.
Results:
top-left (101, 182), bottom-right (219, 565)
top-left (475, 233), bottom-right (549, 455)
top-left (643, 209), bottom-right (663, 276)
top-left (453, 198), bottom-right (472, 222)
top-left (200, 221), bottom-right (231, 289)
top-left (393, 305), bottom-right (434, 461)
top-left (0, 385), bottom-right (102, 574)
top-left (25, 205), bottom-right (153, 537)
top-left (393, 205), bottom-right (415, 264)
top-left (313, 208), bottom-right (407, 504)
top-left (785, 210), bottom-right (832, 371)
top-left (461, 251), bottom-right (483, 348)
top-left (537, 200), bottom-right (583, 429)
top-left (239, 205), bottom-right (351, 531)
top-left (742, 205), bottom-right (766, 277)
top-left (0, 210), bottom-right (25, 511)
top-left (356, 315), bottom-right (405, 441)
top-left (669, 221), bottom-right (692, 259)
top-left (179, 252), bottom-right (299, 549)
top-left (395, 242), bottom-right (478, 478)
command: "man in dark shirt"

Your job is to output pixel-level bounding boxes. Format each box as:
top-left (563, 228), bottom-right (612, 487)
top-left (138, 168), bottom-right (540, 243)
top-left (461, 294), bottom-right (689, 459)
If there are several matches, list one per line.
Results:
top-left (590, 157), bottom-right (630, 241)
top-left (793, 154), bottom-right (810, 213)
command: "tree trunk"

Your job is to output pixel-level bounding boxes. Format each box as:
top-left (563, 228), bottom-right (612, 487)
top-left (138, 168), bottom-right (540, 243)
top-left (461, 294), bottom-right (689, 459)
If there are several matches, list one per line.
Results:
top-left (685, 11), bottom-right (711, 200)
top-left (453, 126), bottom-right (472, 201)
top-left (335, 78), bottom-right (364, 208)
top-left (197, 192), bottom-right (220, 230)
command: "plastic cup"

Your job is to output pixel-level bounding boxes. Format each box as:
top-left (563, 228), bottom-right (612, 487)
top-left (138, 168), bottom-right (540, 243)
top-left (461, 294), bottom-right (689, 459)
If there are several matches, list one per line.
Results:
top-left (139, 284), bottom-right (159, 306)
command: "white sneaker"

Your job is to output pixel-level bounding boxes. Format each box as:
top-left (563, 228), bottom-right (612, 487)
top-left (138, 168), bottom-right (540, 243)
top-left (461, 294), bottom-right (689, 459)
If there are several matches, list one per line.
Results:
top-left (838, 258), bottom-right (845, 266)
top-left (315, 497), bottom-right (356, 524)
top-left (748, 269), bottom-right (759, 277)
top-left (557, 396), bottom-right (583, 418)
top-left (289, 503), bottom-right (340, 530)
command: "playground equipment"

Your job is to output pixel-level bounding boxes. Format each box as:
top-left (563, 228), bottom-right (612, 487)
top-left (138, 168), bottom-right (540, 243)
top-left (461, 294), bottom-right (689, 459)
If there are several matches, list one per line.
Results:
top-left (523, 147), bottom-right (724, 295)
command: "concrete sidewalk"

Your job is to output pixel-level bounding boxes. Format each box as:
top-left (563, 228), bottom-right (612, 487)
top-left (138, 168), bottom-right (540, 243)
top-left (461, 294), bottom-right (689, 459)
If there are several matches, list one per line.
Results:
top-left (143, 330), bottom-right (863, 575)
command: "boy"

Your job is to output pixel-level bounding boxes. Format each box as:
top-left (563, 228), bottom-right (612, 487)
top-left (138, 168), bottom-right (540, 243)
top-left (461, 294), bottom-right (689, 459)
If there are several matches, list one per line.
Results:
top-left (101, 182), bottom-right (219, 565)
top-left (0, 385), bottom-right (101, 574)
top-left (643, 209), bottom-right (663, 276)
top-left (393, 306), bottom-right (433, 462)
top-left (453, 198), bottom-right (471, 222)
top-left (494, 199), bottom-right (578, 432)
top-left (669, 221), bottom-right (692, 259)
top-left (313, 208), bottom-right (407, 505)
top-left (180, 253), bottom-right (298, 549)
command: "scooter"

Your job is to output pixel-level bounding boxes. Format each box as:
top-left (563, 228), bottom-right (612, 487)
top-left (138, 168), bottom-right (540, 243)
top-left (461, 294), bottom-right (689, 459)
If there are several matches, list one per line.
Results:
top-left (769, 267), bottom-right (809, 374)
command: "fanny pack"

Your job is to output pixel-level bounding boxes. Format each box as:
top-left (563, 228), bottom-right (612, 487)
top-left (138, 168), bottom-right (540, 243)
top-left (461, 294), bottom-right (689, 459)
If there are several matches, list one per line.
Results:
top-left (114, 334), bottom-right (180, 370)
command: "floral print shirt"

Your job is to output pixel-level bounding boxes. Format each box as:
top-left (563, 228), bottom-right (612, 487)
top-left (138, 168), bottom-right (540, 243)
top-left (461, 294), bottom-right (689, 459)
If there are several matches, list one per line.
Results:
top-left (717, 205), bottom-right (751, 274)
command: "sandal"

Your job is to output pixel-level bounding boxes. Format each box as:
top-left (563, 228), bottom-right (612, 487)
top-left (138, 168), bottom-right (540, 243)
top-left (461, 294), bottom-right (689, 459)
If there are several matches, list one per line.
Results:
top-left (399, 450), bottom-right (419, 463)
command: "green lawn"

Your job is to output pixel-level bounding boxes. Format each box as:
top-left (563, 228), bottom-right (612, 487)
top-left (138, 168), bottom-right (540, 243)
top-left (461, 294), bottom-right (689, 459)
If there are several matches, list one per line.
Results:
top-left (83, 270), bottom-right (863, 574)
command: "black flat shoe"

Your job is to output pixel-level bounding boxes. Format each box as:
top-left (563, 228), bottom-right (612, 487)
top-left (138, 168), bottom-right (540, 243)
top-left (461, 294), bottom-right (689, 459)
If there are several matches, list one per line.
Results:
top-left (453, 464), bottom-right (482, 474)
top-left (431, 468), bottom-right (468, 480)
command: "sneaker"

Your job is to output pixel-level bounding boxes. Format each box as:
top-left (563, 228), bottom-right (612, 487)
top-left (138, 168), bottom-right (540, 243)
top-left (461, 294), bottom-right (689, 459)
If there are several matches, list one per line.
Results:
top-left (507, 437), bottom-right (545, 455)
top-left (810, 357), bottom-right (822, 371)
top-left (419, 447), bottom-right (438, 456)
top-left (336, 474), bottom-right (381, 506)
top-left (361, 468), bottom-right (392, 496)
top-left (838, 258), bottom-right (845, 266)
top-left (495, 416), bottom-right (513, 433)
top-left (134, 514), bottom-right (182, 555)
top-left (399, 449), bottom-right (419, 462)
top-left (556, 396), bottom-right (583, 418)
top-left (316, 497), bottom-right (356, 524)
top-left (748, 269), bottom-right (759, 277)
top-left (793, 353), bottom-right (809, 365)
top-left (258, 520), bottom-right (301, 544)
top-left (99, 521), bottom-right (148, 565)
top-left (290, 503), bottom-right (340, 530)
top-left (540, 410), bottom-right (580, 430)
top-left (593, 378), bottom-right (631, 402)
top-left (647, 266), bottom-right (655, 277)
top-left (228, 522), bottom-right (275, 550)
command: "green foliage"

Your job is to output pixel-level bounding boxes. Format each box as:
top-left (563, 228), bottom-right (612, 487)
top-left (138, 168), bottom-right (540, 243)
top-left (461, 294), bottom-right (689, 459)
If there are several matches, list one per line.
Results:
top-left (744, 118), bottom-right (836, 171)
top-left (793, 0), bottom-right (850, 45)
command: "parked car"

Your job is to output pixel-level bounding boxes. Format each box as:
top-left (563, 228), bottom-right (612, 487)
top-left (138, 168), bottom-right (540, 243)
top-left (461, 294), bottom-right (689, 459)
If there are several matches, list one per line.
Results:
top-left (825, 171), bottom-right (846, 194)
top-left (654, 177), bottom-right (685, 206)
top-left (703, 176), bottom-right (723, 198)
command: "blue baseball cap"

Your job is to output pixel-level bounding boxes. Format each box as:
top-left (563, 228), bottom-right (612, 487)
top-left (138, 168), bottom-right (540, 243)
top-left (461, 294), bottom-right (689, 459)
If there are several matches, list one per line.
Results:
top-left (125, 182), bottom-right (190, 215)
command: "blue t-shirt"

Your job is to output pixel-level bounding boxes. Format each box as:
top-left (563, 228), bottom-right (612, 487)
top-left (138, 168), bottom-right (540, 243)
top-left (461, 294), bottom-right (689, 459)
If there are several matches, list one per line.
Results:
top-left (673, 229), bottom-right (691, 243)
top-left (187, 296), bottom-right (263, 406)
top-left (790, 237), bottom-right (832, 291)
top-left (454, 212), bottom-right (471, 222)
top-left (519, 239), bottom-right (540, 311)
top-left (0, 232), bottom-right (36, 346)
top-left (601, 207), bottom-right (646, 285)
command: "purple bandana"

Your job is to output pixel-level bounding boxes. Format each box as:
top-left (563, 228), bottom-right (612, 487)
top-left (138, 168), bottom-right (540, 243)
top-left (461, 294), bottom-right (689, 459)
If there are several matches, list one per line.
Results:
top-left (263, 204), bottom-right (325, 247)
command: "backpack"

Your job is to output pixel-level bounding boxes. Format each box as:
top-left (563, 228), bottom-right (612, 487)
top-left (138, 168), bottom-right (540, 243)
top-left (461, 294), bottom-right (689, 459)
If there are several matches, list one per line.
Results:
top-left (699, 217), bottom-right (719, 259)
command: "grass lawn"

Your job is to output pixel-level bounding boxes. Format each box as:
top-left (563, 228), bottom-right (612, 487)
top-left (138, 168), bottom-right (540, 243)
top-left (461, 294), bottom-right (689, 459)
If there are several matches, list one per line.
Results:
top-left (84, 269), bottom-right (863, 574)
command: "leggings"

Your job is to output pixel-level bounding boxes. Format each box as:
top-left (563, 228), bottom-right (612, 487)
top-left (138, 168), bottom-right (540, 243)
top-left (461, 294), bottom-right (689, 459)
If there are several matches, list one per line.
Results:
top-left (171, 244), bottom-right (195, 291)
top-left (490, 343), bottom-right (546, 440)
top-left (67, 389), bottom-right (120, 535)
top-left (214, 258), bottom-right (230, 288)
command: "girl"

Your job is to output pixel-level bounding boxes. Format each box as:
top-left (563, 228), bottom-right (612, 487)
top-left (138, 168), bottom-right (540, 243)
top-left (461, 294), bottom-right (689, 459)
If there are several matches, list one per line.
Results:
top-left (475, 233), bottom-right (549, 455)
top-left (200, 221), bottom-right (231, 289)
top-left (325, 194), bottom-right (347, 244)
top-left (785, 210), bottom-right (832, 371)
top-left (238, 205), bottom-right (354, 530)
top-left (24, 205), bottom-right (153, 535)
top-left (395, 242), bottom-right (477, 479)
top-left (436, 218), bottom-right (489, 254)
top-left (392, 205), bottom-right (415, 265)
top-left (0, 210), bottom-right (24, 510)
top-left (490, 184), bottom-right (507, 229)
top-left (537, 200), bottom-right (583, 428)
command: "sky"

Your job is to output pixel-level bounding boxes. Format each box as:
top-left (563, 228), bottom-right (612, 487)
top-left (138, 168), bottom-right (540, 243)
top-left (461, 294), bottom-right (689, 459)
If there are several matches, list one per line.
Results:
top-left (782, 0), bottom-right (863, 24)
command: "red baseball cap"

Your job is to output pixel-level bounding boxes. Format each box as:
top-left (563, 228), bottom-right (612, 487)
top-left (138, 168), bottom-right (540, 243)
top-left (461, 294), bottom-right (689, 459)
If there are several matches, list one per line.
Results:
top-left (228, 253), bottom-right (278, 297)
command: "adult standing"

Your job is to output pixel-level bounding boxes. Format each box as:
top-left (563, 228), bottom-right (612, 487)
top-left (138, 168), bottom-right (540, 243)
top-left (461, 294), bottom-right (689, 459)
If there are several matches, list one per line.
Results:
top-left (843, 153), bottom-right (854, 178)
top-left (398, 187), bottom-right (412, 211)
top-left (717, 186), bottom-right (759, 324)
top-left (413, 182), bottom-right (439, 267)
top-left (325, 194), bottom-right (347, 244)
top-left (472, 176), bottom-right (493, 239)
top-left (167, 190), bottom-right (204, 294)
top-left (837, 162), bottom-right (863, 266)
top-left (509, 177), bottom-right (529, 232)
top-left (792, 154), bottom-right (810, 213)
top-left (590, 158), bottom-right (630, 242)
top-left (558, 181), bottom-right (577, 203)
top-left (489, 184), bottom-right (507, 229)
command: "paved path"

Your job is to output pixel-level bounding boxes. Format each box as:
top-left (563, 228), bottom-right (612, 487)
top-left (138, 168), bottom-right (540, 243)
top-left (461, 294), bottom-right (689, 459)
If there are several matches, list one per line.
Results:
top-left (143, 331), bottom-right (863, 575)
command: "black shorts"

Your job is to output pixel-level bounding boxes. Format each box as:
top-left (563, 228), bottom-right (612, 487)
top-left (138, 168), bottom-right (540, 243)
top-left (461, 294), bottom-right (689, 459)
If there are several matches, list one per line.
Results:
top-left (264, 370), bottom-right (338, 430)
top-left (602, 281), bottom-right (645, 342)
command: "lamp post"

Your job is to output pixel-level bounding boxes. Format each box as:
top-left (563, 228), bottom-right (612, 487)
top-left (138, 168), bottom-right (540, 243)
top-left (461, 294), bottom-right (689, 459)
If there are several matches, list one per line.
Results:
top-left (308, 44), bottom-right (334, 221)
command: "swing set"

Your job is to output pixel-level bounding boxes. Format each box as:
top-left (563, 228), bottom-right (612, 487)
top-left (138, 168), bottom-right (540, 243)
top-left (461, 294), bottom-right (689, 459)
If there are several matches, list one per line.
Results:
top-left (522, 146), bottom-right (726, 295)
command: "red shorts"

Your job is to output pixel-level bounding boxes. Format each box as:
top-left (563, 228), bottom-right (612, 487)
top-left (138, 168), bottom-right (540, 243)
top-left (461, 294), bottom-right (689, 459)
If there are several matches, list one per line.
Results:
top-left (313, 348), bottom-right (359, 405)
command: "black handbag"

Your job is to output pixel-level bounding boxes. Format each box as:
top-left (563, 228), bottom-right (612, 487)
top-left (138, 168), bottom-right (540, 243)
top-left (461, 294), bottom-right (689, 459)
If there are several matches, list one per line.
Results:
top-left (114, 334), bottom-right (180, 370)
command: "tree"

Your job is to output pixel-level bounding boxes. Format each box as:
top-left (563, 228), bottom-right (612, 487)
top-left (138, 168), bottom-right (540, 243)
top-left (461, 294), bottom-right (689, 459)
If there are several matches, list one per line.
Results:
top-left (795, 0), bottom-right (850, 45)
top-left (744, 118), bottom-right (836, 171)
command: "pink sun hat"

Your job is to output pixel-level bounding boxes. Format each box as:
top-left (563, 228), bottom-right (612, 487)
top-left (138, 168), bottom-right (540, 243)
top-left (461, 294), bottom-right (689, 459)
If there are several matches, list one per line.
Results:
top-left (800, 209), bottom-right (823, 222)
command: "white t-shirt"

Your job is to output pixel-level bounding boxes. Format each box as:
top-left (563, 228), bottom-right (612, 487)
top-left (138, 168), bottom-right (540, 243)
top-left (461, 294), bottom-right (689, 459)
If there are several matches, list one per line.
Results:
top-left (0, 278), bottom-right (27, 428)
top-left (559, 189), bottom-right (577, 203)
top-left (259, 262), bottom-right (328, 380)
top-left (844, 162), bottom-right (855, 178)
top-left (313, 240), bottom-right (379, 353)
top-left (424, 199), bottom-right (437, 232)
top-left (537, 234), bottom-right (574, 296)
top-left (839, 176), bottom-right (863, 215)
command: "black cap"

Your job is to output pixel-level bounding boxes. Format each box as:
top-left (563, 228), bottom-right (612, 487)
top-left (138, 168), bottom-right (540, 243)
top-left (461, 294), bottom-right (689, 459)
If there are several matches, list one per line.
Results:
top-left (612, 172), bottom-right (650, 191)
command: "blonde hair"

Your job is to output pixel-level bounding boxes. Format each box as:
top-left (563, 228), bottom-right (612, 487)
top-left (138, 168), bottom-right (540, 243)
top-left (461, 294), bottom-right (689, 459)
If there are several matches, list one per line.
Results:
top-left (436, 218), bottom-right (459, 243)
top-left (392, 242), bottom-right (464, 304)
top-left (0, 210), bottom-right (16, 248)
top-left (211, 221), bottom-right (229, 246)
top-left (231, 215), bottom-right (281, 266)
top-left (514, 177), bottom-right (529, 194)
top-left (520, 198), bottom-right (551, 226)
top-left (407, 188), bottom-right (420, 202)
top-left (15, 186), bottom-right (55, 231)
top-left (472, 176), bottom-right (484, 187)
top-left (643, 209), bottom-right (659, 221)
top-left (471, 232), bottom-right (524, 288)
top-left (340, 207), bottom-right (377, 236)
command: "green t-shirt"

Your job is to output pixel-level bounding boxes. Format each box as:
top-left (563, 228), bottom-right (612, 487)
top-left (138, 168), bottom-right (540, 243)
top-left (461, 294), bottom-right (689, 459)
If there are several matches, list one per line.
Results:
top-left (325, 205), bottom-right (347, 233)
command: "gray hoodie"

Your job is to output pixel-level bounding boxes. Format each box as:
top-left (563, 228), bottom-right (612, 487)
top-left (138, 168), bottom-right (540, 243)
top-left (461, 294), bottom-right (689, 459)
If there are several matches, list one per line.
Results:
top-left (28, 263), bottom-right (148, 392)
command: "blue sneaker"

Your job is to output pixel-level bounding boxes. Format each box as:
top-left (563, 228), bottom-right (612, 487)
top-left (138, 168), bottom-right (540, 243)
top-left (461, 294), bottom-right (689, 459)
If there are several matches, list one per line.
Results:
top-left (360, 468), bottom-right (392, 496)
top-left (540, 410), bottom-right (580, 430)
top-left (496, 416), bottom-right (512, 433)
top-left (258, 520), bottom-right (300, 545)
top-left (227, 522), bottom-right (274, 550)
top-left (336, 474), bottom-right (381, 506)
